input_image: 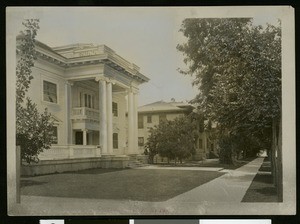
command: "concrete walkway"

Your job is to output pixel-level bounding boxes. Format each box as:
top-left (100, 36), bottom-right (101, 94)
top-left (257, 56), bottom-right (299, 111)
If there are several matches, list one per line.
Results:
top-left (9, 157), bottom-right (279, 216)
top-left (166, 157), bottom-right (264, 203)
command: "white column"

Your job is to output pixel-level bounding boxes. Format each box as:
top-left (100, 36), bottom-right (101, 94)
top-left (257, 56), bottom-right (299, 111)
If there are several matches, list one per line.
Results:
top-left (133, 92), bottom-right (139, 154)
top-left (127, 89), bottom-right (134, 154)
top-left (83, 129), bottom-right (87, 146)
top-left (106, 81), bottom-right (113, 155)
top-left (99, 79), bottom-right (108, 154)
top-left (65, 81), bottom-right (73, 145)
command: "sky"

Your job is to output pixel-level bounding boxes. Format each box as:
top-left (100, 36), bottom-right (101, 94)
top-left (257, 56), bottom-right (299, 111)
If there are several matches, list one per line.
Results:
top-left (6, 7), bottom-right (281, 106)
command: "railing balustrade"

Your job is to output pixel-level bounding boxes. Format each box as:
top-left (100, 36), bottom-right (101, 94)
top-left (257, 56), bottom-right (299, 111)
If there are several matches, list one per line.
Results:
top-left (39, 145), bottom-right (100, 160)
top-left (71, 107), bottom-right (100, 121)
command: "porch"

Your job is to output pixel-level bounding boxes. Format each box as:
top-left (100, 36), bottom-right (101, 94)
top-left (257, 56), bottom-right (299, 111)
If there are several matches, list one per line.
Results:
top-left (38, 145), bottom-right (101, 160)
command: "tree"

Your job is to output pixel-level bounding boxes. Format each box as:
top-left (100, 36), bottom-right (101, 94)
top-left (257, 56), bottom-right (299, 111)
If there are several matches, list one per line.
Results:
top-left (16, 19), bottom-right (55, 163)
top-left (145, 116), bottom-right (197, 165)
top-left (144, 127), bottom-right (160, 164)
top-left (177, 18), bottom-right (282, 199)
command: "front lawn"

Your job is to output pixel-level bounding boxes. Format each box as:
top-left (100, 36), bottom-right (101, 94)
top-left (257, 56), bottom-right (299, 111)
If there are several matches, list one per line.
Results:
top-left (21, 169), bottom-right (223, 202)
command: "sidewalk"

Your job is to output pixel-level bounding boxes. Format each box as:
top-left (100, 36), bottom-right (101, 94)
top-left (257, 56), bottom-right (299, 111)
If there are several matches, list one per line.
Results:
top-left (166, 157), bottom-right (265, 203)
top-left (9, 157), bottom-right (280, 216)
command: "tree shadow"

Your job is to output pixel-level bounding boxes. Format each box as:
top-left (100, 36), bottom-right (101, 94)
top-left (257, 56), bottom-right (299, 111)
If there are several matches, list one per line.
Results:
top-left (255, 186), bottom-right (277, 196)
top-left (21, 179), bottom-right (48, 187)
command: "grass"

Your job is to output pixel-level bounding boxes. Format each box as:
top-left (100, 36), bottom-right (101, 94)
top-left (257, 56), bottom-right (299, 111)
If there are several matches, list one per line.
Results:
top-left (155, 157), bottom-right (256, 170)
top-left (242, 157), bottom-right (278, 202)
top-left (21, 168), bottom-right (224, 202)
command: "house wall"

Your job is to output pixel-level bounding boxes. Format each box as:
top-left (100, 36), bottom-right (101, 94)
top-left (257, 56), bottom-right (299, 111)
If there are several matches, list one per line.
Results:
top-left (26, 58), bottom-right (68, 145)
top-left (112, 92), bottom-right (127, 155)
top-left (137, 112), bottom-right (185, 153)
top-left (137, 111), bottom-right (217, 161)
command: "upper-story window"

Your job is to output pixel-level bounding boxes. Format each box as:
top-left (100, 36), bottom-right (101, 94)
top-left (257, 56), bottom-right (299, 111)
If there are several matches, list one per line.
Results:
top-left (79, 92), bottom-right (94, 108)
top-left (43, 81), bottom-right (57, 103)
top-left (138, 115), bottom-right (144, 129)
top-left (84, 93), bottom-right (94, 108)
top-left (159, 114), bottom-right (167, 123)
top-left (147, 115), bottom-right (152, 123)
top-left (112, 102), bottom-right (118, 116)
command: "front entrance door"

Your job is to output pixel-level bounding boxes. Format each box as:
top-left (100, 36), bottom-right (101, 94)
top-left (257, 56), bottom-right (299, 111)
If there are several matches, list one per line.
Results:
top-left (75, 131), bottom-right (83, 145)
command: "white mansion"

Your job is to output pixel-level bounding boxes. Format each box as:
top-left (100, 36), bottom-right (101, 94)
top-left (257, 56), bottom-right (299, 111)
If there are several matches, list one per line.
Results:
top-left (20, 38), bottom-right (149, 175)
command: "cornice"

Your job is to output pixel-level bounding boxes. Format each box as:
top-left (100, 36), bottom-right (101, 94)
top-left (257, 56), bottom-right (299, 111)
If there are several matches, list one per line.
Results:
top-left (33, 40), bottom-right (150, 83)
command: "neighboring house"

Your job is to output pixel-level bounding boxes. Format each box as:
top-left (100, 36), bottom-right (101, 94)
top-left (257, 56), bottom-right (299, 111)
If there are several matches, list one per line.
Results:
top-left (18, 37), bottom-right (150, 175)
top-left (137, 100), bottom-right (219, 161)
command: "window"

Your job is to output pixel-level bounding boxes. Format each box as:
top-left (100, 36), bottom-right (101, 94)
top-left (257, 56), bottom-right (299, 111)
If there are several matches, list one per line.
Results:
top-left (112, 102), bottom-right (118, 116)
top-left (138, 115), bottom-right (144, 129)
top-left (75, 131), bottom-right (83, 145)
top-left (51, 126), bottom-right (58, 144)
top-left (138, 137), bottom-right (144, 146)
top-left (113, 133), bottom-right (118, 149)
top-left (159, 114), bottom-right (167, 123)
top-left (83, 93), bottom-right (94, 108)
top-left (147, 115), bottom-right (152, 123)
top-left (43, 81), bottom-right (57, 103)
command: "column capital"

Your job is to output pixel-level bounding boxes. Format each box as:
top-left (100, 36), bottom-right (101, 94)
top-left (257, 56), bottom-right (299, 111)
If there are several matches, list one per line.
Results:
top-left (95, 75), bottom-right (116, 84)
top-left (65, 80), bottom-right (74, 86)
top-left (106, 78), bottom-right (116, 85)
top-left (127, 86), bottom-right (139, 94)
top-left (95, 75), bottom-right (107, 82)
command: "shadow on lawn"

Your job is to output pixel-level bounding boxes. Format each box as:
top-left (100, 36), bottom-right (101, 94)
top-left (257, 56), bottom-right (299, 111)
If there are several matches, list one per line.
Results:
top-left (21, 179), bottom-right (48, 187)
top-left (154, 157), bottom-right (256, 170)
top-left (256, 186), bottom-right (277, 196)
top-left (242, 157), bottom-right (278, 202)
top-left (65, 168), bottom-right (127, 175)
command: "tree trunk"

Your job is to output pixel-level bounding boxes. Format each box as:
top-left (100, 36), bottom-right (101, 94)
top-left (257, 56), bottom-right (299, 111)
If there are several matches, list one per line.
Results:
top-left (243, 148), bottom-right (247, 159)
top-left (230, 143), bottom-right (237, 166)
top-left (277, 115), bottom-right (283, 202)
top-left (271, 118), bottom-right (278, 186)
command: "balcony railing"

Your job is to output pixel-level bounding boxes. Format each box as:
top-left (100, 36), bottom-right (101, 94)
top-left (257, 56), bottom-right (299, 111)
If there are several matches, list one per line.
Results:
top-left (72, 107), bottom-right (100, 121)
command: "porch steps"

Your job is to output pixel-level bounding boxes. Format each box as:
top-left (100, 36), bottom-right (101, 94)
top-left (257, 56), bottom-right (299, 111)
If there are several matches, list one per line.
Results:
top-left (126, 160), bottom-right (149, 169)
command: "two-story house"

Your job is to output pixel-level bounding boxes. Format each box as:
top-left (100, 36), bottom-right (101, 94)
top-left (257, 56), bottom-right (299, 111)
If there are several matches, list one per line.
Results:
top-left (18, 37), bottom-right (150, 175)
top-left (137, 100), bottom-right (219, 161)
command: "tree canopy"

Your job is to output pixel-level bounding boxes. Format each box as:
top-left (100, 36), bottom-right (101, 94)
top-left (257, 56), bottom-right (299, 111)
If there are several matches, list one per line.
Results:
top-left (177, 18), bottom-right (281, 135)
top-left (145, 116), bottom-right (197, 164)
top-left (16, 19), bottom-right (55, 163)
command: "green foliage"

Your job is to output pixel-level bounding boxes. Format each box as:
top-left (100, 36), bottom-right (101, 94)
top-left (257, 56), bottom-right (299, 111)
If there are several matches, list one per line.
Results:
top-left (177, 18), bottom-right (281, 163)
top-left (218, 136), bottom-right (233, 164)
top-left (145, 116), bottom-right (197, 164)
top-left (16, 19), bottom-right (40, 104)
top-left (16, 99), bottom-right (54, 163)
top-left (16, 19), bottom-right (55, 163)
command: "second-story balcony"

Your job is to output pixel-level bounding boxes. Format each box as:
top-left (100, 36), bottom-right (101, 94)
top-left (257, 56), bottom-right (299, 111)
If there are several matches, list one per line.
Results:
top-left (71, 107), bottom-right (100, 121)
